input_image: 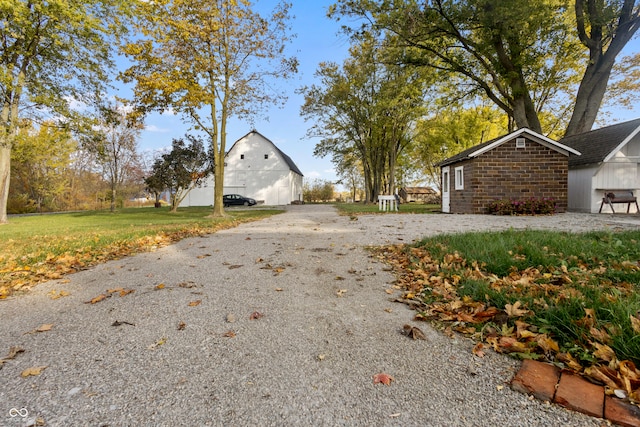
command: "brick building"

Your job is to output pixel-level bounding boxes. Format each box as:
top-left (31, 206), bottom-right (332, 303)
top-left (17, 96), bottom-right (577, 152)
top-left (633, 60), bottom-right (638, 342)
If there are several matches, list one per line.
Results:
top-left (438, 128), bottom-right (581, 214)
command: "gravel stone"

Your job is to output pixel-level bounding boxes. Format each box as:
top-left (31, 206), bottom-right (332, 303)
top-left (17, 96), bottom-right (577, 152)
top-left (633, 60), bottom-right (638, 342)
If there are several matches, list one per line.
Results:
top-left (1, 205), bottom-right (638, 426)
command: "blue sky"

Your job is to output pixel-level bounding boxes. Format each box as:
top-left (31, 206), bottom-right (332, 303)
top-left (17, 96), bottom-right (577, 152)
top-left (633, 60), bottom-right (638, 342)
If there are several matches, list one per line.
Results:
top-left (116, 1), bottom-right (640, 187)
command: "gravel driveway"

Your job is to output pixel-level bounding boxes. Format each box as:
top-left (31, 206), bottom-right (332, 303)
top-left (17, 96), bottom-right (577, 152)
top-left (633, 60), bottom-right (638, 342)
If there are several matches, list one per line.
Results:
top-left (1, 205), bottom-right (638, 427)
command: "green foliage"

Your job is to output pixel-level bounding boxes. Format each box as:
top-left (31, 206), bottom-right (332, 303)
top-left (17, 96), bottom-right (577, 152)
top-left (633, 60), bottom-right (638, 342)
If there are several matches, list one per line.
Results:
top-left (486, 198), bottom-right (556, 215)
top-left (146, 135), bottom-right (212, 211)
top-left (299, 33), bottom-right (432, 202)
top-left (10, 121), bottom-right (76, 213)
top-left (303, 179), bottom-right (335, 203)
top-left (335, 202), bottom-right (440, 215)
top-left (0, 0), bottom-right (132, 223)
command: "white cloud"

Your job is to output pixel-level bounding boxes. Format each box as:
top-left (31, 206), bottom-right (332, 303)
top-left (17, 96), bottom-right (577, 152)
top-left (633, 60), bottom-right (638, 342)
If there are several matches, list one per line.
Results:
top-left (145, 125), bottom-right (171, 133)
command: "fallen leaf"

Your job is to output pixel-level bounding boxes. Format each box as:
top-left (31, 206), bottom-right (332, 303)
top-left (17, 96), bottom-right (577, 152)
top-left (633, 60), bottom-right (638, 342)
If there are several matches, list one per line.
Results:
top-left (111, 320), bottom-right (135, 327)
top-left (86, 294), bottom-right (108, 304)
top-left (249, 311), bottom-right (264, 320)
top-left (373, 372), bottom-right (394, 385)
top-left (223, 330), bottom-right (236, 338)
top-left (188, 300), bottom-right (202, 307)
top-left (147, 338), bottom-right (166, 350)
top-left (472, 342), bottom-right (486, 358)
top-left (118, 289), bottom-right (134, 297)
top-left (504, 301), bottom-right (530, 317)
top-left (226, 314), bottom-right (236, 323)
top-left (275, 287), bottom-right (284, 292)
top-left (36, 324), bottom-right (53, 333)
top-left (317, 354), bottom-right (326, 361)
top-left (47, 290), bottom-right (70, 299)
top-left (155, 283), bottom-right (165, 290)
top-left (385, 289), bottom-right (394, 294)
top-left (402, 324), bottom-right (426, 340)
top-left (630, 315), bottom-right (640, 334)
top-left (0, 346), bottom-right (25, 368)
top-left (336, 289), bottom-right (348, 297)
top-left (228, 264), bottom-right (243, 269)
top-left (178, 281), bottom-right (197, 288)
top-left (177, 321), bottom-right (186, 330)
top-left (21, 366), bottom-right (47, 377)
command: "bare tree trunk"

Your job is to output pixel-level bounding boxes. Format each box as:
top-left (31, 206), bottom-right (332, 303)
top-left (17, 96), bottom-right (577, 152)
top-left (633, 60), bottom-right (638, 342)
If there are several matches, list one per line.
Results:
top-left (0, 144), bottom-right (10, 224)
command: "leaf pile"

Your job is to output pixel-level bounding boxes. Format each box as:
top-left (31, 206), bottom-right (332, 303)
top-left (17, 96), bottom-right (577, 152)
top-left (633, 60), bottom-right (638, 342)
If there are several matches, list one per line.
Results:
top-left (378, 235), bottom-right (640, 403)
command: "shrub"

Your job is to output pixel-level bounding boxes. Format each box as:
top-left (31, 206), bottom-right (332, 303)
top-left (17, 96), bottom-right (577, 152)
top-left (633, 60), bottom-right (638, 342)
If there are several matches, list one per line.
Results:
top-left (486, 197), bottom-right (556, 215)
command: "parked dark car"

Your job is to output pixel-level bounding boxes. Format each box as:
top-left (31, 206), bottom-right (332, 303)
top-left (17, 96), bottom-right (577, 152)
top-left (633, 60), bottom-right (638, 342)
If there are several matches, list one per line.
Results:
top-left (223, 194), bottom-right (257, 207)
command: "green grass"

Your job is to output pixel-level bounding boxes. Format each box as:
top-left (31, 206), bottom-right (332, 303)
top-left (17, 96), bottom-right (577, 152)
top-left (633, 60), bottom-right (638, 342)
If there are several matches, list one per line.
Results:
top-left (405, 229), bottom-right (640, 365)
top-left (0, 206), bottom-right (282, 295)
top-left (334, 202), bottom-right (440, 215)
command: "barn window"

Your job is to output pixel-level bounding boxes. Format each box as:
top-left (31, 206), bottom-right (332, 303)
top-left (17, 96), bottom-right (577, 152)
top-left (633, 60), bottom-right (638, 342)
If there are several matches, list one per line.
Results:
top-left (454, 166), bottom-right (464, 190)
top-left (240, 154), bottom-right (244, 160)
top-left (264, 154), bottom-right (269, 159)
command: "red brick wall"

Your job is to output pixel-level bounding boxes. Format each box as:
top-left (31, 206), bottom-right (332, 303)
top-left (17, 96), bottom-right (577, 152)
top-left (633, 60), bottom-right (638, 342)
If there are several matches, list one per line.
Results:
top-left (448, 138), bottom-right (568, 214)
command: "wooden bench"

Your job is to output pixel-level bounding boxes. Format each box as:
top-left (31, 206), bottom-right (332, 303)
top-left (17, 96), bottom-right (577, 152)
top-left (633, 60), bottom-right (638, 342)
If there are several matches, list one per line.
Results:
top-left (599, 190), bottom-right (639, 213)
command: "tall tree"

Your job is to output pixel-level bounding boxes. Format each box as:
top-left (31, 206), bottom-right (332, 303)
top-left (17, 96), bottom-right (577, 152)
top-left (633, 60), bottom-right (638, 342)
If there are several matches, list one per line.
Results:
top-left (89, 104), bottom-right (142, 212)
top-left (300, 36), bottom-right (430, 202)
top-left (146, 135), bottom-right (211, 212)
top-left (565, 0), bottom-right (640, 135)
top-left (0, 0), bottom-right (130, 223)
top-left (331, 0), bottom-right (640, 136)
top-left (121, 0), bottom-right (298, 217)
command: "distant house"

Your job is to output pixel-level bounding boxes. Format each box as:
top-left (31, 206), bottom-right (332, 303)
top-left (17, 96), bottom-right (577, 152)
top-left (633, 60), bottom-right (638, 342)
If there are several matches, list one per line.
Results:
top-left (561, 118), bottom-right (640, 213)
top-left (180, 130), bottom-right (304, 207)
top-left (398, 186), bottom-right (438, 203)
top-left (438, 128), bottom-right (580, 214)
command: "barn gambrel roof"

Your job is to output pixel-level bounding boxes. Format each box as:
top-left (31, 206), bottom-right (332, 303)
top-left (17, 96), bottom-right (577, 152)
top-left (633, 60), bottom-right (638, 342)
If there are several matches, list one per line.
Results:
top-left (226, 130), bottom-right (304, 177)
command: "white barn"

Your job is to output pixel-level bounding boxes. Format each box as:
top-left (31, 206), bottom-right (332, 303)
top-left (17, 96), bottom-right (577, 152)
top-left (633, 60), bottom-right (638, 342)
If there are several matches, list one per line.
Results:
top-left (562, 118), bottom-right (640, 213)
top-left (180, 130), bottom-right (304, 207)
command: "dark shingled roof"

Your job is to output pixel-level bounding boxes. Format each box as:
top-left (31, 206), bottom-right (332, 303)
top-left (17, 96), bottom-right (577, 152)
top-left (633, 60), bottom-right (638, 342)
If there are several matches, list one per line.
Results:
top-left (438, 127), bottom-right (579, 167)
top-left (438, 137), bottom-right (498, 167)
top-left (227, 130), bottom-right (304, 177)
top-left (560, 118), bottom-right (640, 167)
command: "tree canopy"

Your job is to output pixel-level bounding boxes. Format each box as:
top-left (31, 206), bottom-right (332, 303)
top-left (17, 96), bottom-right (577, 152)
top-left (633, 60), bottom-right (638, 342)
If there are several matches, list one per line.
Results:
top-left (329, 0), bottom-right (640, 137)
top-left (0, 0), bottom-right (131, 223)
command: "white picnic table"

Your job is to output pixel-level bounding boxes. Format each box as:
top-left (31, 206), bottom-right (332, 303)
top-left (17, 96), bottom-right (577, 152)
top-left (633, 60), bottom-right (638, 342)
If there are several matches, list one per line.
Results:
top-left (378, 195), bottom-right (398, 212)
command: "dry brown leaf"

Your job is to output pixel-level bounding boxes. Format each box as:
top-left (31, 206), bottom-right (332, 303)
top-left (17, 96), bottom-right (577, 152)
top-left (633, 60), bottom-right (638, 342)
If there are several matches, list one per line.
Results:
top-left (472, 342), bottom-right (486, 358)
top-left (188, 300), bottom-right (201, 307)
top-left (177, 321), bottom-right (186, 331)
top-left (223, 330), bottom-right (236, 338)
top-left (336, 289), bottom-right (347, 297)
top-left (21, 366), bottom-right (47, 377)
top-left (35, 324), bottom-right (53, 333)
top-left (155, 283), bottom-right (165, 290)
top-left (504, 301), bottom-right (530, 317)
top-left (86, 294), bottom-right (108, 304)
top-left (593, 342), bottom-right (617, 362)
top-left (47, 290), bottom-right (70, 299)
top-left (385, 289), bottom-right (394, 294)
top-left (249, 311), bottom-right (264, 320)
top-left (402, 324), bottom-right (426, 340)
top-left (228, 264), bottom-right (243, 269)
top-left (373, 372), bottom-right (394, 385)
top-left (630, 315), bottom-right (640, 334)
top-left (118, 289), bottom-right (134, 297)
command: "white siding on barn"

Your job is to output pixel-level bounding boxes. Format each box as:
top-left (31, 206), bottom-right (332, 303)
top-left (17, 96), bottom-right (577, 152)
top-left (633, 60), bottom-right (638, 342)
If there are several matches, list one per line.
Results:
top-left (180, 131), bottom-right (303, 207)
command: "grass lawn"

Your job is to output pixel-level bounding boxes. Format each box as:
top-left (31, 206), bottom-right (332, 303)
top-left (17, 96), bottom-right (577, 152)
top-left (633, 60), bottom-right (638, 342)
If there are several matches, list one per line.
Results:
top-left (334, 202), bottom-right (441, 215)
top-left (0, 206), bottom-right (283, 297)
top-left (380, 228), bottom-right (640, 402)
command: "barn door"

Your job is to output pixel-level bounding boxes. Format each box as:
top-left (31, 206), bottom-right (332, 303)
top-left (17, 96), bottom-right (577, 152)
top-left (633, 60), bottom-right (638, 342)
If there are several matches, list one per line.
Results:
top-left (442, 167), bottom-right (450, 213)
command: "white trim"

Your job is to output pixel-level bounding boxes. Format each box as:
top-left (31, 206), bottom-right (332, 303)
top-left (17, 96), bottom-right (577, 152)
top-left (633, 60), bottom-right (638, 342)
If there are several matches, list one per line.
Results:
top-left (470, 128), bottom-right (581, 158)
top-left (603, 124), bottom-right (640, 162)
top-left (454, 166), bottom-right (464, 190)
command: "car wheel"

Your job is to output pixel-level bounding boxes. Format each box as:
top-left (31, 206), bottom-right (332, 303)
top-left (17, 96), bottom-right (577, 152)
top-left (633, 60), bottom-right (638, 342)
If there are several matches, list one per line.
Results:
top-left (243, 201), bottom-right (249, 206)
